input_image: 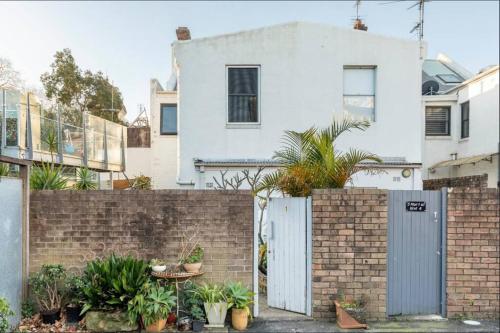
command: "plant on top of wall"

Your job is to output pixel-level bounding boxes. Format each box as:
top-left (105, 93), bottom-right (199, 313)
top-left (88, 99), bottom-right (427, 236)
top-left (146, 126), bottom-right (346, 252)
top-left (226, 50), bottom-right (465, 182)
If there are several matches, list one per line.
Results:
top-left (0, 297), bottom-right (14, 333)
top-left (226, 282), bottom-right (254, 331)
top-left (29, 264), bottom-right (67, 324)
top-left (256, 116), bottom-right (381, 196)
top-left (130, 174), bottom-right (152, 189)
top-left (74, 167), bottom-right (97, 190)
top-left (30, 162), bottom-right (68, 190)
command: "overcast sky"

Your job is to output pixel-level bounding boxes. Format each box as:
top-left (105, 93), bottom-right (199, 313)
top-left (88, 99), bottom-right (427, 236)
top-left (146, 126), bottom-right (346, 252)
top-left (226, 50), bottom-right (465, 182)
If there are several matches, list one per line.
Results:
top-left (1, 1), bottom-right (498, 121)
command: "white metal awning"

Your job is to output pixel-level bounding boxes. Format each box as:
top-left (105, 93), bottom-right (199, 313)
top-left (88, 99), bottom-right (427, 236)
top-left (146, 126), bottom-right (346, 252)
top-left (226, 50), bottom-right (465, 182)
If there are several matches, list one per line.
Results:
top-left (429, 153), bottom-right (497, 169)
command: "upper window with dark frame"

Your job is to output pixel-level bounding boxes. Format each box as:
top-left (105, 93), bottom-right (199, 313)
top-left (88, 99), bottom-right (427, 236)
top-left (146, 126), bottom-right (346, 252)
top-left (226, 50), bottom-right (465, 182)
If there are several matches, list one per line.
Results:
top-left (227, 67), bottom-right (259, 123)
top-left (425, 106), bottom-right (451, 136)
top-left (160, 104), bottom-right (177, 135)
top-left (461, 101), bottom-right (470, 139)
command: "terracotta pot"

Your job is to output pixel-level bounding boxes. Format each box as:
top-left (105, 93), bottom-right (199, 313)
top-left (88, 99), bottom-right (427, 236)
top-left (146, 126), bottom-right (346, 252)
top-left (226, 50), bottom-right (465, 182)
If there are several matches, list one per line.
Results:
top-left (231, 308), bottom-right (248, 331)
top-left (183, 262), bottom-right (202, 273)
top-left (145, 318), bottom-right (167, 332)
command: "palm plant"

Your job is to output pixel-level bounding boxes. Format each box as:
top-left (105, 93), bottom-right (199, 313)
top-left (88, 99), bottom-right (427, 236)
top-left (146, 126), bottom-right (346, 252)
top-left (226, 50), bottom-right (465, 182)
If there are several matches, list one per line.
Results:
top-left (74, 167), bottom-right (97, 190)
top-left (257, 118), bottom-right (381, 196)
top-left (30, 162), bottom-right (68, 190)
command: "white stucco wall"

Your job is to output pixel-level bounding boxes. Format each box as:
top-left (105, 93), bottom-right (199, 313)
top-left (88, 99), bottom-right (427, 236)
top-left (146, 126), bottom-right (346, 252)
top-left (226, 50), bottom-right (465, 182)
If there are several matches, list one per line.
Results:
top-left (124, 147), bottom-right (151, 179)
top-left (173, 22), bottom-right (424, 190)
top-left (423, 69), bottom-right (499, 187)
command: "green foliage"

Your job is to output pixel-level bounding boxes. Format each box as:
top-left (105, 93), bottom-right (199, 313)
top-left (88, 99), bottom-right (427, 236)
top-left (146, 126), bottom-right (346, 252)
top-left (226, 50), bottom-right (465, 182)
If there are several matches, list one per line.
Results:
top-left (80, 254), bottom-right (149, 315)
top-left (192, 283), bottom-right (226, 304)
top-left (149, 259), bottom-right (166, 266)
top-left (225, 282), bottom-right (254, 310)
top-left (190, 305), bottom-right (205, 321)
top-left (41, 48), bottom-right (125, 124)
top-left (29, 264), bottom-right (67, 312)
top-left (21, 299), bottom-right (35, 319)
top-left (131, 175), bottom-right (152, 190)
top-left (183, 246), bottom-right (204, 264)
top-left (30, 162), bottom-right (68, 190)
top-left (65, 274), bottom-right (85, 306)
top-left (182, 281), bottom-right (204, 320)
top-left (0, 163), bottom-right (9, 177)
top-left (258, 243), bottom-right (267, 273)
top-left (0, 297), bottom-right (14, 333)
top-left (256, 118), bottom-right (381, 196)
top-left (127, 282), bottom-right (176, 326)
top-left (41, 124), bottom-right (58, 161)
top-left (74, 167), bottom-right (97, 190)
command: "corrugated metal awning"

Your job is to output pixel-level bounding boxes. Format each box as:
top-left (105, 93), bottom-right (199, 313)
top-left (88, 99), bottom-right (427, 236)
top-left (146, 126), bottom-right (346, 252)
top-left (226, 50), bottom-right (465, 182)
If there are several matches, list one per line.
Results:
top-left (430, 153), bottom-right (497, 169)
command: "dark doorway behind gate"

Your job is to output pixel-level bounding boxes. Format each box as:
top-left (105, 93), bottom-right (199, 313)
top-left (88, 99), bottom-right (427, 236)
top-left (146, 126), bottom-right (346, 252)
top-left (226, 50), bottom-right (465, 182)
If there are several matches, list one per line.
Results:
top-left (387, 190), bottom-right (447, 317)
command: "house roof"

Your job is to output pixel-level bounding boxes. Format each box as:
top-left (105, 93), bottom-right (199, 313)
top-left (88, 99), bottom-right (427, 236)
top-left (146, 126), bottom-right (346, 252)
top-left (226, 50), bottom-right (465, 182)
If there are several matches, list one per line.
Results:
top-left (422, 59), bottom-right (466, 95)
top-left (442, 65), bottom-right (499, 94)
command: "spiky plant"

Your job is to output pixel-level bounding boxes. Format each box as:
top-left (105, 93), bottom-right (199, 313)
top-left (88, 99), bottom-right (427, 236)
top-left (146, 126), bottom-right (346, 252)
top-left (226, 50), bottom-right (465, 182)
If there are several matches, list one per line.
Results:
top-left (30, 162), bottom-right (68, 190)
top-left (256, 117), bottom-right (381, 196)
top-left (74, 167), bottom-right (97, 190)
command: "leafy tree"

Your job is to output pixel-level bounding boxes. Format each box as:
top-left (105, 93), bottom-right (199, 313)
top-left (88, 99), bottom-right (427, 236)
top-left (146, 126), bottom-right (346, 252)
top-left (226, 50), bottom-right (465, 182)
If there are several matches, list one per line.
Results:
top-left (40, 49), bottom-right (125, 124)
top-left (256, 118), bottom-right (382, 196)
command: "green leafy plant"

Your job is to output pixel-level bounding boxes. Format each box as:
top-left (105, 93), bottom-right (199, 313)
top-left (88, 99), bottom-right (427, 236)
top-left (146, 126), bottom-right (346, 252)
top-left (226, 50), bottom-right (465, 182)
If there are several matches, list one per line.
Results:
top-left (182, 281), bottom-right (205, 320)
top-left (41, 124), bottom-right (58, 163)
top-left (131, 175), bottom-right (151, 189)
top-left (258, 243), bottom-right (267, 274)
top-left (127, 282), bottom-right (176, 326)
top-left (65, 274), bottom-right (85, 306)
top-left (0, 163), bottom-right (9, 177)
top-left (183, 246), bottom-right (204, 264)
top-left (80, 254), bottom-right (149, 315)
top-left (225, 282), bottom-right (254, 312)
top-left (256, 118), bottom-right (381, 196)
top-left (0, 297), bottom-right (14, 333)
top-left (150, 259), bottom-right (166, 266)
top-left (193, 283), bottom-right (226, 304)
top-left (21, 299), bottom-right (35, 319)
top-left (191, 305), bottom-right (205, 321)
top-left (74, 167), bottom-right (97, 190)
top-left (30, 162), bottom-right (68, 190)
top-left (29, 264), bottom-right (67, 313)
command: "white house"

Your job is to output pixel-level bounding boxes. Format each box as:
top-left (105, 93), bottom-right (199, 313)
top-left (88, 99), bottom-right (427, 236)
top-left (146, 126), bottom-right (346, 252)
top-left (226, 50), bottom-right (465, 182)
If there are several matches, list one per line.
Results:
top-left (145, 22), bottom-right (426, 190)
top-left (422, 58), bottom-right (499, 188)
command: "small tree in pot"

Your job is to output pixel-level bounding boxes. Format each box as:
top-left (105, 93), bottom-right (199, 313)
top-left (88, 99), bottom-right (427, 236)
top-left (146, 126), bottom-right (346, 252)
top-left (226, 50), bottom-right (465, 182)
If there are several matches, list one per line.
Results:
top-left (226, 282), bottom-right (254, 331)
top-left (64, 274), bottom-right (85, 323)
top-left (182, 281), bottom-right (205, 332)
top-left (29, 264), bottom-right (67, 324)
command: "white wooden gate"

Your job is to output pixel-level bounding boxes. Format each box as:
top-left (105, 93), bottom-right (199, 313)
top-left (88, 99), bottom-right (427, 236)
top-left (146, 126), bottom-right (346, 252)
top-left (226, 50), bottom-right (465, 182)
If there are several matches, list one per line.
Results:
top-left (267, 197), bottom-right (312, 315)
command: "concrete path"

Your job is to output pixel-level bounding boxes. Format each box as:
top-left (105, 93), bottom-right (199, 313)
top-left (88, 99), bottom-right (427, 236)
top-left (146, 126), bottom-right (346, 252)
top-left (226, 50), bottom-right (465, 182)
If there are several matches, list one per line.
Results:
top-left (233, 319), bottom-right (500, 333)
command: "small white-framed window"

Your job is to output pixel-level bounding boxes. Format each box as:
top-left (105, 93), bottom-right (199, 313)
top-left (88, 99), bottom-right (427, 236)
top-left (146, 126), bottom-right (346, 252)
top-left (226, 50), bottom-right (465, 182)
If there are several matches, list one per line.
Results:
top-left (226, 66), bottom-right (260, 124)
top-left (343, 66), bottom-right (376, 121)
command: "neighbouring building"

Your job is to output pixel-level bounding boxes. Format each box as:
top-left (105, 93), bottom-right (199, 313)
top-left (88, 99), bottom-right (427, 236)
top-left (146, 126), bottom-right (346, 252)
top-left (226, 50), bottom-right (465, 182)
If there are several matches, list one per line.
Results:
top-left (142, 22), bottom-right (426, 190)
top-left (421, 55), bottom-right (499, 189)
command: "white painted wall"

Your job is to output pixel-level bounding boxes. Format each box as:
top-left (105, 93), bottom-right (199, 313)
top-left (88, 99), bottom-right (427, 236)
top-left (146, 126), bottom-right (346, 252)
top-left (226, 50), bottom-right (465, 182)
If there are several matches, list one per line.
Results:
top-left (124, 147), bottom-right (151, 178)
top-left (423, 68), bottom-right (499, 187)
top-left (172, 22), bottom-right (424, 190)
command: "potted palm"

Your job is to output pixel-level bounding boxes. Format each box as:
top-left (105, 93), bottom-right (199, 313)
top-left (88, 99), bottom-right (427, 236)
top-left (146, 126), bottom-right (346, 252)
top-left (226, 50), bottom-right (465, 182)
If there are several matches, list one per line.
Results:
top-left (128, 283), bottom-right (176, 332)
top-left (226, 282), bottom-right (254, 331)
top-left (29, 264), bottom-right (67, 324)
top-left (194, 283), bottom-right (227, 327)
top-left (183, 246), bottom-right (204, 273)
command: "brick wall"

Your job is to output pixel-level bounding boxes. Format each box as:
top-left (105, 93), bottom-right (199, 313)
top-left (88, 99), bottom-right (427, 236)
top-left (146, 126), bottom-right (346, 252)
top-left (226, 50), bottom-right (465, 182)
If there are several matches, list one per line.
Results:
top-left (423, 174), bottom-right (488, 190)
top-left (312, 189), bottom-right (388, 320)
top-left (29, 190), bottom-right (253, 286)
top-left (446, 187), bottom-right (499, 318)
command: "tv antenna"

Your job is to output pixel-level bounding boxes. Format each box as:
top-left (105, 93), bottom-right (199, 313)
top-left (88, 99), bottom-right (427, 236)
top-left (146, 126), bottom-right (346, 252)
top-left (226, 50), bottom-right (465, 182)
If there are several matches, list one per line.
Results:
top-left (380, 0), bottom-right (430, 40)
top-left (130, 104), bottom-right (149, 128)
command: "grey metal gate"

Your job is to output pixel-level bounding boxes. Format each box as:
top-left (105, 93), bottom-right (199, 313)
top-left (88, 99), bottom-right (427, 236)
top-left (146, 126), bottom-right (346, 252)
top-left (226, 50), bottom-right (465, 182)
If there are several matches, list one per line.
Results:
top-left (387, 190), bottom-right (446, 316)
top-left (267, 197), bottom-right (312, 316)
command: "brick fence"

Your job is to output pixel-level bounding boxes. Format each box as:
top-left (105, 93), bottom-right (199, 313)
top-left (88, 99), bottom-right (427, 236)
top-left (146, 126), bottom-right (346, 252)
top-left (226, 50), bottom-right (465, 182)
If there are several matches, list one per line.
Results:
top-left (446, 187), bottom-right (499, 318)
top-left (29, 190), bottom-right (253, 286)
top-left (423, 174), bottom-right (488, 190)
top-left (311, 189), bottom-right (388, 320)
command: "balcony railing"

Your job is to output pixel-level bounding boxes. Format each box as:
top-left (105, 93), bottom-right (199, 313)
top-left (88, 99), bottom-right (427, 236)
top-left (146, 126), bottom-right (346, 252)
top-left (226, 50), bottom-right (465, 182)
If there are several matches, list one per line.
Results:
top-left (0, 89), bottom-right (126, 172)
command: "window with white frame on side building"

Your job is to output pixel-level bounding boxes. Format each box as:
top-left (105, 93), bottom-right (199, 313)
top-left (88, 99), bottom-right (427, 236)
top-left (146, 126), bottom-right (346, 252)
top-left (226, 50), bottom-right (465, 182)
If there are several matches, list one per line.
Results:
top-left (425, 106), bottom-right (451, 136)
top-left (461, 101), bottom-right (470, 139)
top-left (343, 66), bottom-right (376, 121)
top-left (227, 66), bottom-right (260, 124)
top-left (160, 104), bottom-right (177, 135)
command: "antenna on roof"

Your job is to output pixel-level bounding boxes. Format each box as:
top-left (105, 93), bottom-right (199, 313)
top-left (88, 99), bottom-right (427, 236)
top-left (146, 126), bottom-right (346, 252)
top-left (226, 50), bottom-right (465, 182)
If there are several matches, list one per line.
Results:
top-left (130, 104), bottom-right (149, 128)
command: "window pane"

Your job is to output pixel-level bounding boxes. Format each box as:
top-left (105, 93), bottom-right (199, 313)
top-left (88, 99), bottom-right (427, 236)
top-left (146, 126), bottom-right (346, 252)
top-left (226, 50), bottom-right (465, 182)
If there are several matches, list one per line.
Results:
top-left (343, 68), bottom-right (375, 95)
top-left (228, 68), bottom-right (258, 95)
top-left (228, 95), bottom-right (258, 122)
top-left (161, 105), bottom-right (177, 134)
top-left (343, 96), bottom-right (375, 120)
top-left (426, 107), bottom-right (450, 136)
top-left (461, 101), bottom-right (470, 138)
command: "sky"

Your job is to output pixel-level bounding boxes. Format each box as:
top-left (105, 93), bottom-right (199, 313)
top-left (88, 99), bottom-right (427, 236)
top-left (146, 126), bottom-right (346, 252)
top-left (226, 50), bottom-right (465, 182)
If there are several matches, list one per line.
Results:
top-left (0, 1), bottom-right (498, 121)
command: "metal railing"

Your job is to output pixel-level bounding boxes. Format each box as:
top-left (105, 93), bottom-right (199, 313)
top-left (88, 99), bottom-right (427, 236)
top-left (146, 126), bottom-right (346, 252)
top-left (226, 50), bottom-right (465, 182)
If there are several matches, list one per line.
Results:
top-left (0, 89), bottom-right (126, 171)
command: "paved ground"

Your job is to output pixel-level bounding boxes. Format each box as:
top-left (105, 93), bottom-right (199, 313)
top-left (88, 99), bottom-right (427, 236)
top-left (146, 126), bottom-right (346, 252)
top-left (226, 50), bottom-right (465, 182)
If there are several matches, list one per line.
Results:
top-left (230, 318), bottom-right (500, 333)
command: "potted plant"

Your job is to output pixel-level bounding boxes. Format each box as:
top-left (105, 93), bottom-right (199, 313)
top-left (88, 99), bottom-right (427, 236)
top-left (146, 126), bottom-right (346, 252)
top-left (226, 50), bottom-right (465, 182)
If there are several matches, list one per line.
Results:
top-left (150, 259), bottom-right (167, 273)
top-left (193, 283), bottom-right (227, 327)
top-left (182, 281), bottom-right (205, 332)
top-left (182, 246), bottom-right (204, 273)
top-left (128, 283), bottom-right (176, 332)
top-left (339, 296), bottom-right (367, 324)
top-left (226, 282), bottom-right (254, 331)
top-left (29, 264), bottom-right (67, 324)
top-left (191, 305), bottom-right (206, 332)
top-left (64, 274), bottom-right (85, 323)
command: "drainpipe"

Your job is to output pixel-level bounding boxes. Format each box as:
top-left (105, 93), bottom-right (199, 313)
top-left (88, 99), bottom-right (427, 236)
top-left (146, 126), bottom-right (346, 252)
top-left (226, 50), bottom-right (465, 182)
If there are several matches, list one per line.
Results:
top-left (82, 111), bottom-right (88, 167)
top-left (26, 93), bottom-right (33, 160)
top-left (56, 105), bottom-right (63, 164)
top-left (103, 120), bottom-right (108, 170)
